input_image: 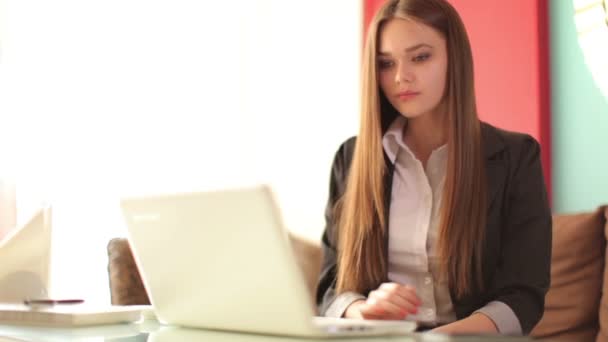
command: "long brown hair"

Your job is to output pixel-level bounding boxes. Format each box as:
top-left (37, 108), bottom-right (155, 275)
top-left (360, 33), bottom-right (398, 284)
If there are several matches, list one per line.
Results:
top-left (336, 0), bottom-right (486, 299)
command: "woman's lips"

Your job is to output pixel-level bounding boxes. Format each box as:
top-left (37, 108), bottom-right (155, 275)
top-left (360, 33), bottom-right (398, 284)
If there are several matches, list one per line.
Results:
top-left (397, 91), bottom-right (420, 101)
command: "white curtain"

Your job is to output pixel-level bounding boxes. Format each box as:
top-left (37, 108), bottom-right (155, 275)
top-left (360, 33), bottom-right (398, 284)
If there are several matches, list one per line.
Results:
top-left (0, 179), bottom-right (16, 238)
top-left (0, 0), bottom-right (360, 303)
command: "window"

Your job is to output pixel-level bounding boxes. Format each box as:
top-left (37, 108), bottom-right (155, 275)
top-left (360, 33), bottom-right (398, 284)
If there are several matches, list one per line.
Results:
top-left (574, 0), bottom-right (608, 99)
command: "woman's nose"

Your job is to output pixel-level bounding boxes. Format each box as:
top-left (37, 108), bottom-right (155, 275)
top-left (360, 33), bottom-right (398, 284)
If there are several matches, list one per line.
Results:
top-left (395, 63), bottom-right (414, 84)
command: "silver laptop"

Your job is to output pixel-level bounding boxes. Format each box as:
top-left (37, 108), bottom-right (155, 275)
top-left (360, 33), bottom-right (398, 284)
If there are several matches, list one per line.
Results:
top-left (120, 185), bottom-right (416, 337)
top-left (0, 206), bottom-right (52, 303)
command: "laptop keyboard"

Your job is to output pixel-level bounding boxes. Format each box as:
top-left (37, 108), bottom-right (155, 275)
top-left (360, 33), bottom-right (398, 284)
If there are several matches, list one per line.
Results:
top-left (313, 316), bottom-right (416, 334)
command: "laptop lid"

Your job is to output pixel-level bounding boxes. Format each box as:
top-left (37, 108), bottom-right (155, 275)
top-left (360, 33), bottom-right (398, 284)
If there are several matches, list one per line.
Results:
top-left (0, 206), bottom-right (52, 303)
top-left (121, 185), bottom-right (319, 336)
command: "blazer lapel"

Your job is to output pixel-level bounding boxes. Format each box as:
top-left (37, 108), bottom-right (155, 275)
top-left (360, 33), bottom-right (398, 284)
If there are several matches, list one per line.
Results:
top-left (382, 152), bottom-right (394, 281)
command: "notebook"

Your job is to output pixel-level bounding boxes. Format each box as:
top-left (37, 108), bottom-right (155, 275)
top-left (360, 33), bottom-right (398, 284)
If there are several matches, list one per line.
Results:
top-left (0, 304), bottom-right (143, 327)
top-left (0, 206), bottom-right (52, 303)
top-left (120, 185), bottom-right (416, 337)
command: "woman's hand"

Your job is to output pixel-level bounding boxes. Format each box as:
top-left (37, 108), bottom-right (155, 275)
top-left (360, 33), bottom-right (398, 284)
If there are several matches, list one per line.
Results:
top-left (344, 282), bottom-right (422, 320)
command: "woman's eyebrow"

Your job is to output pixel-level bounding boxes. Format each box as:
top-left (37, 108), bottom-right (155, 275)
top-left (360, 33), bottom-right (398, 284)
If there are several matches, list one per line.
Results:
top-left (378, 43), bottom-right (433, 56)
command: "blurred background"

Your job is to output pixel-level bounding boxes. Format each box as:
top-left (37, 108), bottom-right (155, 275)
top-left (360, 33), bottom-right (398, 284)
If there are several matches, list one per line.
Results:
top-left (0, 0), bottom-right (606, 304)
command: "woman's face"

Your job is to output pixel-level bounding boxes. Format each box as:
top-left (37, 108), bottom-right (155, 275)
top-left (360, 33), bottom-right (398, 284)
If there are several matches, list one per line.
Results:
top-left (377, 18), bottom-right (448, 120)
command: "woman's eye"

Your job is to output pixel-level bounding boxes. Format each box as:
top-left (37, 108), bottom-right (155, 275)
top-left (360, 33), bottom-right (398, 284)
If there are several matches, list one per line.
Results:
top-left (412, 53), bottom-right (431, 62)
top-left (378, 60), bottom-right (394, 69)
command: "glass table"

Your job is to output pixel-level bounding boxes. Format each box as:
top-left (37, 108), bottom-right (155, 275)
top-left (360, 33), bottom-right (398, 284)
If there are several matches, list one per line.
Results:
top-left (0, 319), bottom-right (543, 342)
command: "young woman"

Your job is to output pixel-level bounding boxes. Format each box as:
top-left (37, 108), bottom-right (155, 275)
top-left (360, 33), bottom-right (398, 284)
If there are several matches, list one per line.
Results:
top-left (316, 0), bottom-right (551, 335)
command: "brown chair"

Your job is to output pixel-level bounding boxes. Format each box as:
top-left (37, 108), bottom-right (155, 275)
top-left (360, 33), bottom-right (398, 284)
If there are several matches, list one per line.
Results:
top-left (107, 238), bottom-right (150, 305)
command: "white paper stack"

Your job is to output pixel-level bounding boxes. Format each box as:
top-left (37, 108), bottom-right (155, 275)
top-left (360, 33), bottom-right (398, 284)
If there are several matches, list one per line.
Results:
top-left (0, 304), bottom-right (143, 327)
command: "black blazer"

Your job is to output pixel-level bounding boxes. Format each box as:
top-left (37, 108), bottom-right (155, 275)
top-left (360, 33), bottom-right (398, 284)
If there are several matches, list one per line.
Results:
top-left (316, 122), bottom-right (552, 334)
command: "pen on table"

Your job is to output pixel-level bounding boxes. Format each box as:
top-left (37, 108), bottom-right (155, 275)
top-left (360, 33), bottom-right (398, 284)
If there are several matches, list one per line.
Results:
top-left (23, 299), bottom-right (85, 307)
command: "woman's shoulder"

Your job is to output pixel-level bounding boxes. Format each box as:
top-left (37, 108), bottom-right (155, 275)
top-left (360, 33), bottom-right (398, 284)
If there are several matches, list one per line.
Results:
top-left (332, 136), bottom-right (358, 164)
top-left (480, 121), bottom-right (542, 160)
top-left (336, 136), bottom-right (357, 151)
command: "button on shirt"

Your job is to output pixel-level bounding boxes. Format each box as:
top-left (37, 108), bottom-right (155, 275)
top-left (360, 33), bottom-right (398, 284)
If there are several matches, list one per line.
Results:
top-left (324, 116), bottom-right (523, 335)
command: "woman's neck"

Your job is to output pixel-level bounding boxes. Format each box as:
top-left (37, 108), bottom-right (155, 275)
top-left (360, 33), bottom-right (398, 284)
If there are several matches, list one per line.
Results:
top-left (403, 111), bottom-right (447, 167)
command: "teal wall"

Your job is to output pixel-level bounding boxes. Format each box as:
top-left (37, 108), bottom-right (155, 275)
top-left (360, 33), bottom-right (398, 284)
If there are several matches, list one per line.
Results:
top-left (551, 1), bottom-right (608, 213)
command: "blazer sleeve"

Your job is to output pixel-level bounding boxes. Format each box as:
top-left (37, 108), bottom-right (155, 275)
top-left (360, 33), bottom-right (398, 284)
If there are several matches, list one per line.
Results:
top-left (315, 138), bottom-right (356, 315)
top-left (489, 135), bottom-right (552, 334)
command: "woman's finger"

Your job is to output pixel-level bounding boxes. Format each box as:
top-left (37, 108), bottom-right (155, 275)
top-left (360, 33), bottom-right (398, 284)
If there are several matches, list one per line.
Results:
top-left (374, 284), bottom-right (420, 313)
top-left (365, 295), bottom-right (407, 320)
top-left (396, 284), bottom-right (422, 306)
top-left (379, 282), bottom-right (422, 307)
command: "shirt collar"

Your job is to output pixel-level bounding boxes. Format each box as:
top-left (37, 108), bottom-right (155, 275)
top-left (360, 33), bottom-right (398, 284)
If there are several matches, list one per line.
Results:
top-left (382, 116), bottom-right (448, 164)
top-left (382, 116), bottom-right (407, 164)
